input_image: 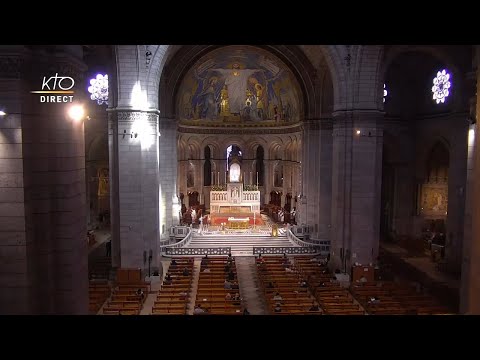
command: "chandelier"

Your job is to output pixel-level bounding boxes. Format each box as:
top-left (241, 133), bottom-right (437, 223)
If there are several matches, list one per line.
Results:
top-left (88, 74), bottom-right (108, 105)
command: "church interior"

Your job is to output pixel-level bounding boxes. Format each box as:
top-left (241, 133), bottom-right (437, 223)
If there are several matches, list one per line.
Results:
top-left (0, 44), bottom-right (479, 315)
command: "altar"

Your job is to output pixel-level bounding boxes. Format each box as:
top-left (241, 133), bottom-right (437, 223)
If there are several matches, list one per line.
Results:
top-left (227, 217), bottom-right (250, 229)
top-left (210, 162), bottom-right (261, 227)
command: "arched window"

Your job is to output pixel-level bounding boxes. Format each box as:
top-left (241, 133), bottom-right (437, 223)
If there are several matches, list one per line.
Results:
top-left (204, 146), bottom-right (211, 186)
top-left (256, 145), bottom-right (264, 186)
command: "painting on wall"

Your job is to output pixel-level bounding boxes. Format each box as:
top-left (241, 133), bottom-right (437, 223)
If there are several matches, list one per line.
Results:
top-left (177, 46), bottom-right (303, 125)
top-left (421, 184), bottom-right (448, 217)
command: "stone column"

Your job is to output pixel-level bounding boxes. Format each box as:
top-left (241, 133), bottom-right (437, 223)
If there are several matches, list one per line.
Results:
top-left (318, 120), bottom-right (333, 241)
top-left (445, 116), bottom-right (469, 272)
top-left (264, 159), bottom-right (271, 205)
top-left (108, 109), bottom-right (160, 273)
top-left (330, 111), bottom-right (383, 272)
top-left (302, 120), bottom-right (320, 230)
top-left (159, 118), bottom-right (179, 235)
top-left (460, 123), bottom-right (476, 313)
top-left (461, 45), bottom-right (480, 314)
top-left (0, 46), bottom-right (88, 314)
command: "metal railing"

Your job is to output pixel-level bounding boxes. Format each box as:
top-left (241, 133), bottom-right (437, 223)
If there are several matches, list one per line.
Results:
top-left (161, 227), bottom-right (193, 251)
top-left (286, 229), bottom-right (330, 254)
top-left (253, 246), bottom-right (322, 255)
top-left (165, 247), bottom-right (232, 256)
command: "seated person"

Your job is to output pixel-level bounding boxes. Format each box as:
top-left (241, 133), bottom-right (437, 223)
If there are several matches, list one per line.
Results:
top-left (285, 267), bottom-right (293, 273)
top-left (182, 267), bottom-right (190, 276)
top-left (136, 288), bottom-right (145, 300)
top-left (231, 281), bottom-right (239, 289)
top-left (358, 275), bottom-right (368, 283)
top-left (233, 293), bottom-right (241, 305)
top-left (201, 254), bottom-right (209, 266)
top-left (194, 304), bottom-right (205, 314)
top-left (170, 259), bottom-right (177, 267)
top-left (266, 281), bottom-right (274, 289)
top-left (224, 280), bottom-right (232, 289)
top-left (319, 282), bottom-right (326, 287)
top-left (164, 273), bottom-right (172, 285)
top-left (300, 279), bottom-right (308, 288)
top-left (203, 267), bottom-right (211, 273)
top-left (225, 292), bottom-right (232, 300)
top-left (274, 303), bottom-right (282, 313)
top-left (273, 292), bottom-right (283, 301)
top-left (178, 290), bottom-right (188, 299)
top-left (227, 270), bottom-right (235, 281)
top-left (309, 301), bottom-right (320, 311)
top-left (224, 263), bottom-right (231, 273)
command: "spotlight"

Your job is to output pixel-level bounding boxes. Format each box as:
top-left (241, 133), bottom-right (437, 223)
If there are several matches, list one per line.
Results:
top-left (0, 110), bottom-right (6, 116)
top-left (356, 130), bottom-right (361, 135)
top-left (67, 104), bottom-right (85, 122)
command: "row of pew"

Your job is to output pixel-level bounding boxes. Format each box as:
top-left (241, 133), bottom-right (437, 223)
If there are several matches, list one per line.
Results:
top-left (256, 255), bottom-right (322, 315)
top-left (195, 256), bottom-right (244, 315)
top-left (152, 258), bottom-right (195, 315)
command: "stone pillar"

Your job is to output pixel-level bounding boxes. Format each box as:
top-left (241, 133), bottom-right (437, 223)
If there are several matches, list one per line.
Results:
top-left (330, 111), bottom-right (383, 272)
top-left (159, 118), bottom-right (179, 236)
top-left (445, 117), bottom-right (469, 272)
top-left (461, 45), bottom-right (480, 314)
top-left (0, 46), bottom-right (88, 314)
top-left (264, 159), bottom-right (271, 205)
top-left (460, 123), bottom-right (476, 313)
top-left (108, 109), bottom-right (160, 273)
top-left (318, 120), bottom-right (333, 241)
top-left (302, 120), bottom-right (320, 230)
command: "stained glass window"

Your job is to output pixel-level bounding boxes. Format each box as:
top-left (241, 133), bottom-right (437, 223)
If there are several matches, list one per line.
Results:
top-left (432, 70), bottom-right (451, 104)
top-left (88, 74), bottom-right (108, 105)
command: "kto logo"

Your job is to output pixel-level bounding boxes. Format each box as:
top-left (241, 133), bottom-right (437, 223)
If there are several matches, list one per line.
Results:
top-left (31, 73), bottom-right (75, 103)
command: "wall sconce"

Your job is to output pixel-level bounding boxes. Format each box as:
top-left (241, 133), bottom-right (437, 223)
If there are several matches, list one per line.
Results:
top-left (122, 129), bottom-right (138, 139)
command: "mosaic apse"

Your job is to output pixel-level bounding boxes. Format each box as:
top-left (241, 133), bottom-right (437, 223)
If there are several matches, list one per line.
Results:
top-left (177, 46), bottom-right (303, 125)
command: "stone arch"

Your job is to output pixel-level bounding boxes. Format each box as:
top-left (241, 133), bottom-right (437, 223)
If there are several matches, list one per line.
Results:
top-left (199, 137), bottom-right (221, 159)
top-left (157, 45), bottom-right (346, 120)
top-left (383, 45), bottom-right (465, 111)
top-left (417, 136), bottom-right (450, 180)
top-left (87, 133), bottom-right (108, 161)
top-left (113, 44), bottom-right (352, 116)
